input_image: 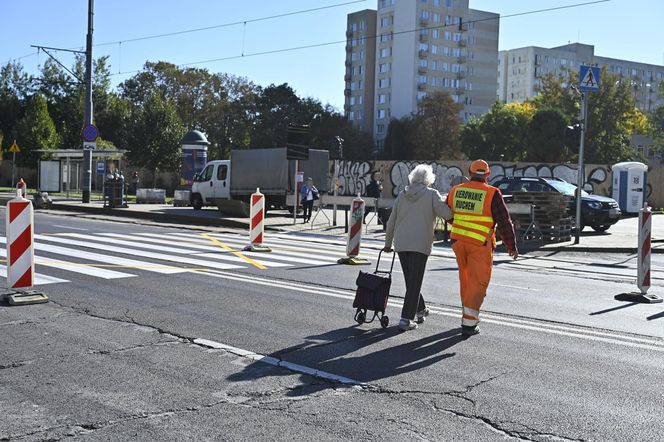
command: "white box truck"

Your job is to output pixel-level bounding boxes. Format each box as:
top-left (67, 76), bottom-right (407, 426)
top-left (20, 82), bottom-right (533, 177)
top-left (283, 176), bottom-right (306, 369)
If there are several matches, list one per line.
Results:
top-left (190, 147), bottom-right (329, 215)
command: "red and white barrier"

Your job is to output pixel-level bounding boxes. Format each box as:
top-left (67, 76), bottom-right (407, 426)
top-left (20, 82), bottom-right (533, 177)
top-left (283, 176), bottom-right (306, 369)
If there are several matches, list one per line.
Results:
top-left (637, 203), bottom-right (651, 294)
top-left (338, 195), bottom-right (370, 265)
top-left (615, 202), bottom-right (662, 304)
top-left (6, 190), bottom-right (34, 290)
top-left (243, 188), bottom-right (271, 252)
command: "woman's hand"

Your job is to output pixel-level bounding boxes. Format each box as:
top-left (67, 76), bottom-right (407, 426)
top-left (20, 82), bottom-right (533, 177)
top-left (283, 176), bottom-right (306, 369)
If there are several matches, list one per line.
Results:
top-left (383, 246), bottom-right (393, 253)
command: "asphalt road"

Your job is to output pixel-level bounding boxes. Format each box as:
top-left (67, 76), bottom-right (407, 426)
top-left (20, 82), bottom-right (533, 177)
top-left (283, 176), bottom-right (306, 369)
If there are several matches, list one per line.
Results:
top-left (1, 210), bottom-right (663, 441)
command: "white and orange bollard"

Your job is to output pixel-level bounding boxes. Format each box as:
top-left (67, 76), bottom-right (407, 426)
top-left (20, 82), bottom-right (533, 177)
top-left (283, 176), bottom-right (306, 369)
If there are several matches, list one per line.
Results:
top-left (616, 203), bottom-right (662, 303)
top-left (3, 189), bottom-right (48, 305)
top-left (243, 188), bottom-right (271, 252)
top-left (338, 194), bottom-right (370, 265)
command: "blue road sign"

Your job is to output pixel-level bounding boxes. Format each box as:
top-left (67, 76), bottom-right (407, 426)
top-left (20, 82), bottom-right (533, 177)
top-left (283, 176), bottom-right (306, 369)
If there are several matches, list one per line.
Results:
top-left (579, 65), bottom-right (600, 92)
top-left (81, 124), bottom-right (100, 142)
top-left (96, 161), bottom-right (105, 173)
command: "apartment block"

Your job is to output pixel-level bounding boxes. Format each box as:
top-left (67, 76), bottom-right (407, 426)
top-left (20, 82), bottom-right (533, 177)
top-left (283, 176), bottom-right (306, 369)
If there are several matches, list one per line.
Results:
top-left (344, 0), bottom-right (499, 148)
top-left (498, 43), bottom-right (664, 113)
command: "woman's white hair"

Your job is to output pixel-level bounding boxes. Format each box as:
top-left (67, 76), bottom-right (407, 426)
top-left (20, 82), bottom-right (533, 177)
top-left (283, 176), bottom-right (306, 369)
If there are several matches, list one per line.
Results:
top-left (408, 164), bottom-right (436, 187)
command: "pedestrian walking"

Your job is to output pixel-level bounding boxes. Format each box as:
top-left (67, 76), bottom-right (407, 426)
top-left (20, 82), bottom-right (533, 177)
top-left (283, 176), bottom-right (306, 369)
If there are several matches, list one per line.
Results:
top-left (364, 171), bottom-right (383, 224)
top-left (383, 164), bottom-right (452, 331)
top-left (446, 160), bottom-right (518, 338)
top-left (131, 171), bottom-right (140, 195)
top-left (300, 177), bottom-right (318, 223)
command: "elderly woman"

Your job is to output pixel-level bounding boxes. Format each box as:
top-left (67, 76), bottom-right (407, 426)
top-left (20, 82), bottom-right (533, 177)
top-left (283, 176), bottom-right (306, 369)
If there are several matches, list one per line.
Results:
top-left (383, 164), bottom-right (452, 331)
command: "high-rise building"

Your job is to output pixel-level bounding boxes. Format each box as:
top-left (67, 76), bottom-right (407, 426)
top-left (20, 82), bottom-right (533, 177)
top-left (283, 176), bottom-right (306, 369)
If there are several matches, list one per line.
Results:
top-left (498, 43), bottom-right (664, 113)
top-left (344, 0), bottom-right (499, 148)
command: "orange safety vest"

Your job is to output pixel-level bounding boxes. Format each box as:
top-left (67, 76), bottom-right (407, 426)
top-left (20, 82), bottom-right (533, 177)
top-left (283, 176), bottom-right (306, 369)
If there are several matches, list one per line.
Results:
top-left (450, 181), bottom-right (496, 246)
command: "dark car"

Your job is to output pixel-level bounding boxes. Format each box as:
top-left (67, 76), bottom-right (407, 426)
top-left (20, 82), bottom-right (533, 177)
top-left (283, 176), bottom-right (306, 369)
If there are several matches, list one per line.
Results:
top-left (493, 177), bottom-right (621, 232)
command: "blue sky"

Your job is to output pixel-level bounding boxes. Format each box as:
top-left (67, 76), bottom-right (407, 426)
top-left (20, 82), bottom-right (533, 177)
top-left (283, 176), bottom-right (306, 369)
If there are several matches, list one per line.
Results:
top-left (1, 0), bottom-right (662, 111)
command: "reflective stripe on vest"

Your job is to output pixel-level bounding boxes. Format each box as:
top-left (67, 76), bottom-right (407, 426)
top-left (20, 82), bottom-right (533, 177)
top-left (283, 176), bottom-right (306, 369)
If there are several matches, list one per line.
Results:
top-left (450, 182), bottom-right (496, 245)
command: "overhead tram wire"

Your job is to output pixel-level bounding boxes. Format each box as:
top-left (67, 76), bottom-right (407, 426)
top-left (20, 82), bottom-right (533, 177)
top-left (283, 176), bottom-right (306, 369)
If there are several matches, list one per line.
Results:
top-left (93, 0), bottom-right (369, 47)
top-left (171, 0), bottom-right (611, 70)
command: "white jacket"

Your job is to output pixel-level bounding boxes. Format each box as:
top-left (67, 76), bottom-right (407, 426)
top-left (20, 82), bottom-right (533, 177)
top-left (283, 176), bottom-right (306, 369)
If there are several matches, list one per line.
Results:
top-left (384, 183), bottom-right (452, 256)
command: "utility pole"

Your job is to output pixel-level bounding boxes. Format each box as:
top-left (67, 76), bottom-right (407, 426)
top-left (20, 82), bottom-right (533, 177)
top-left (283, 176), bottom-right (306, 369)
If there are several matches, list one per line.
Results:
top-left (574, 92), bottom-right (587, 245)
top-left (82, 0), bottom-right (94, 203)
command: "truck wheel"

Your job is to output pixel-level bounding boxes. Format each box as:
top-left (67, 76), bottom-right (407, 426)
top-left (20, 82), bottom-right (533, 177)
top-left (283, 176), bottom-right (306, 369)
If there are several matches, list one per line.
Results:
top-left (192, 194), bottom-right (203, 210)
top-left (592, 225), bottom-right (610, 232)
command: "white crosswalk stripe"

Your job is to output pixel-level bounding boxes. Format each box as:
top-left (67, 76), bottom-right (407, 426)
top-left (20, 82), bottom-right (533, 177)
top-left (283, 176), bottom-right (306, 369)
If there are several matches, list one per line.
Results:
top-left (0, 230), bottom-right (390, 286)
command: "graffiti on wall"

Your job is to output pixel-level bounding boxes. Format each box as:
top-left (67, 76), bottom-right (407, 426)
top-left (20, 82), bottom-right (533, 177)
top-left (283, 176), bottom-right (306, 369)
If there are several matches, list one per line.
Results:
top-left (332, 160), bottom-right (613, 198)
top-left (389, 161), bottom-right (464, 197)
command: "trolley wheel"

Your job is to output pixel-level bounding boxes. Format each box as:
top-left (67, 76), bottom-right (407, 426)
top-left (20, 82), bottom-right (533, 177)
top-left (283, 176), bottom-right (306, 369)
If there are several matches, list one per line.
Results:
top-left (380, 315), bottom-right (389, 328)
top-left (356, 311), bottom-right (366, 324)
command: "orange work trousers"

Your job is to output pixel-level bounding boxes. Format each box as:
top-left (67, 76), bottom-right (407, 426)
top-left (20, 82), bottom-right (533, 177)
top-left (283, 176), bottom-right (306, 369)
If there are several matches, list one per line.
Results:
top-left (451, 239), bottom-right (494, 327)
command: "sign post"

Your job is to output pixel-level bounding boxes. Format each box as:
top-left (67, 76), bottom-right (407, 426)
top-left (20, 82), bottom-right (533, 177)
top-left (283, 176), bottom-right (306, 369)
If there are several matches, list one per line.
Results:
top-left (9, 140), bottom-right (20, 187)
top-left (574, 65), bottom-right (600, 244)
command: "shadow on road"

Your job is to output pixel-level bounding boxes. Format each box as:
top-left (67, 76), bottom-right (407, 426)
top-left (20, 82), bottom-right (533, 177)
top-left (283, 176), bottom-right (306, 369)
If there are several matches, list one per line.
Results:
top-left (589, 302), bottom-right (639, 316)
top-left (646, 311), bottom-right (664, 321)
top-left (228, 325), bottom-right (463, 396)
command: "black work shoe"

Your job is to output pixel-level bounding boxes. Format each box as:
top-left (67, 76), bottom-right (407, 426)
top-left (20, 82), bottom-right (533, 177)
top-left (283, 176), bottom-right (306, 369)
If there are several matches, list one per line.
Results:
top-left (461, 325), bottom-right (480, 337)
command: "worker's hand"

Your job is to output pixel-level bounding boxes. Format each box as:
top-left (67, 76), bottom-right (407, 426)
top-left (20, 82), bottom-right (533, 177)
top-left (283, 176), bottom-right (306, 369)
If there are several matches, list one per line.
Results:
top-left (383, 246), bottom-right (393, 253)
top-left (509, 250), bottom-right (518, 260)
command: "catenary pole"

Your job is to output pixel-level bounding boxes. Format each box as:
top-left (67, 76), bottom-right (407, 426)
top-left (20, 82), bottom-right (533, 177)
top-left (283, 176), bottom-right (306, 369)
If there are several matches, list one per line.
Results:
top-left (82, 0), bottom-right (94, 203)
top-left (574, 92), bottom-right (587, 244)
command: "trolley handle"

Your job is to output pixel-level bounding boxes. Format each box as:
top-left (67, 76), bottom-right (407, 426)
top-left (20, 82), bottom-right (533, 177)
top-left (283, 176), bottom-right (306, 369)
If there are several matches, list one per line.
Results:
top-left (375, 249), bottom-right (396, 276)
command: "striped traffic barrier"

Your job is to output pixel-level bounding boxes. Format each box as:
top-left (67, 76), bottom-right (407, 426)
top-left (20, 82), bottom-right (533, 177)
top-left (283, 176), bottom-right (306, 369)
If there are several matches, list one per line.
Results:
top-left (243, 188), bottom-right (271, 252)
top-left (615, 203), bottom-right (662, 304)
top-left (338, 194), bottom-right (370, 265)
top-left (4, 189), bottom-right (48, 305)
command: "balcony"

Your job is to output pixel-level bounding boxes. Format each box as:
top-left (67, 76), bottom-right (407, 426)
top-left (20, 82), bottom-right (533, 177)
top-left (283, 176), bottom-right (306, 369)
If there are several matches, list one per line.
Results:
top-left (419, 34), bottom-right (429, 43)
top-left (457, 39), bottom-right (467, 48)
top-left (456, 71), bottom-right (466, 79)
top-left (417, 82), bottom-right (427, 91)
top-left (346, 30), bottom-right (354, 38)
top-left (344, 88), bottom-right (352, 97)
top-left (344, 104), bottom-right (351, 112)
top-left (346, 44), bottom-right (352, 52)
top-left (457, 56), bottom-right (467, 64)
top-left (344, 74), bottom-right (352, 81)
top-left (458, 23), bottom-right (468, 32)
top-left (418, 49), bottom-right (429, 58)
top-left (418, 66), bottom-right (428, 74)
top-left (420, 18), bottom-right (429, 27)
top-left (345, 59), bottom-right (352, 66)
top-left (455, 88), bottom-right (465, 95)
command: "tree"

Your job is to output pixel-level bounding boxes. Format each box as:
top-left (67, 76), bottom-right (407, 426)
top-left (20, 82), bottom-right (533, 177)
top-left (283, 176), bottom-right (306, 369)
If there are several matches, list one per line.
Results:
top-left (459, 102), bottom-right (529, 161)
top-left (15, 94), bottom-right (60, 166)
top-left (532, 73), bottom-right (579, 122)
top-left (412, 91), bottom-right (463, 159)
top-left (384, 116), bottom-right (419, 160)
top-left (526, 107), bottom-right (569, 162)
top-left (125, 92), bottom-right (185, 182)
top-left (0, 62), bottom-right (34, 156)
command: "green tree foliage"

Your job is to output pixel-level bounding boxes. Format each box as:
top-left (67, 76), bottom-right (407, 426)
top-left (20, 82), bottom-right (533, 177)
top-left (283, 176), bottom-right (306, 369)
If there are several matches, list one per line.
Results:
top-left (459, 102), bottom-right (529, 161)
top-left (125, 91), bottom-right (185, 176)
top-left (526, 107), bottom-right (569, 162)
top-left (384, 117), bottom-right (419, 160)
top-left (0, 62), bottom-right (33, 156)
top-left (15, 94), bottom-right (60, 166)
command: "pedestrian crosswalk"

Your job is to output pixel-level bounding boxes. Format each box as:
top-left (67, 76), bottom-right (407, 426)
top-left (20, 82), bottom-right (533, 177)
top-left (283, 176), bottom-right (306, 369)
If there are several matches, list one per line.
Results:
top-left (0, 230), bottom-right (390, 286)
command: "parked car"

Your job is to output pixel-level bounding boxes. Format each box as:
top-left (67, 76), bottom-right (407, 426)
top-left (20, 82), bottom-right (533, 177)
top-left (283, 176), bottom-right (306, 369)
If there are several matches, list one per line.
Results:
top-left (493, 177), bottom-right (621, 232)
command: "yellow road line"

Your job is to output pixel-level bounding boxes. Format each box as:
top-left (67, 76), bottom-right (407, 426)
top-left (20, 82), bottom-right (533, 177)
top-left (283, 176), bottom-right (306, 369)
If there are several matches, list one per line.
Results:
top-left (200, 233), bottom-right (267, 270)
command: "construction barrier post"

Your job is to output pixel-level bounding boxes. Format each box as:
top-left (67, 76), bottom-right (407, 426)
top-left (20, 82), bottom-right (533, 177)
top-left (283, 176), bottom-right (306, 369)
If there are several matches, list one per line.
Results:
top-left (243, 188), bottom-right (271, 252)
top-left (615, 203), bottom-right (662, 304)
top-left (338, 194), bottom-right (370, 265)
top-left (3, 189), bottom-right (48, 305)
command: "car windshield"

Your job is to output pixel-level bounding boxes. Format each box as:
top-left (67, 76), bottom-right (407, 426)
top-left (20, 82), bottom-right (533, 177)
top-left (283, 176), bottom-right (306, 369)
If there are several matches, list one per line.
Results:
top-left (547, 180), bottom-right (589, 197)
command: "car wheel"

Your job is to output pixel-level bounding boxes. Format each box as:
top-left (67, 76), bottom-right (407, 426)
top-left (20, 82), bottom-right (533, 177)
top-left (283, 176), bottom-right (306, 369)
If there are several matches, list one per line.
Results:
top-left (192, 194), bottom-right (203, 210)
top-left (570, 216), bottom-right (585, 232)
top-left (592, 225), bottom-right (610, 232)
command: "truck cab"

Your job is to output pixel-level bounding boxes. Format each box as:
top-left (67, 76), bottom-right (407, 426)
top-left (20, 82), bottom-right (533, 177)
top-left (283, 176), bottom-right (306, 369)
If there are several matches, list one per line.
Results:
top-left (190, 160), bottom-right (230, 210)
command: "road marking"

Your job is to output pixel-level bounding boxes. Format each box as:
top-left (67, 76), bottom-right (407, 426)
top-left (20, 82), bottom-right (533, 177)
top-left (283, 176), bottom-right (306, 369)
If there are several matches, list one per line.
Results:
top-left (492, 283), bottom-right (541, 292)
top-left (194, 338), bottom-right (363, 386)
top-left (51, 225), bottom-right (88, 231)
top-left (0, 265), bottom-right (68, 285)
top-left (0, 236), bottom-right (186, 275)
top-left (200, 233), bottom-right (267, 270)
top-left (195, 269), bottom-right (664, 353)
top-left (32, 234), bottom-right (243, 271)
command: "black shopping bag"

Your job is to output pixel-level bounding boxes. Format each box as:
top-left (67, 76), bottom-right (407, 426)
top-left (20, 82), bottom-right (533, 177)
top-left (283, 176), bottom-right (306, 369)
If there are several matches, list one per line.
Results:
top-left (353, 270), bottom-right (391, 311)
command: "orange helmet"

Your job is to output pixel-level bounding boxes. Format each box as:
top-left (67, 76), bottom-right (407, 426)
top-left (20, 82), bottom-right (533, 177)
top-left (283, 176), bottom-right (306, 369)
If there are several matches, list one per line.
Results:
top-left (469, 159), bottom-right (490, 176)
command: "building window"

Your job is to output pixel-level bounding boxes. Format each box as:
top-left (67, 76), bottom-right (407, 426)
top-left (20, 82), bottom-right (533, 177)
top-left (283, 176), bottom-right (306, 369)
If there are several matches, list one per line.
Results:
top-left (442, 62), bottom-right (449, 72)
top-left (348, 111), bottom-right (355, 120)
top-left (421, 10), bottom-right (430, 20)
top-left (418, 75), bottom-right (427, 84)
top-left (351, 80), bottom-right (362, 90)
top-left (417, 91), bottom-right (427, 101)
top-left (380, 47), bottom-right (391, 58)
top-left (446, 0), bottom-right (452, 7)
top-left (377, 124), bottom-right (385, 134)
top-left (379, 63), bottom-right (390, 73)
top-left (378, 93), bottom-right (389, 104)
top-left (430, 45), bottom-right (438, 54)
top-left (419, 43), bottom-right (429, 51)
top-left (444, 31), bottom-right (451, 41)
top-left (378, 78), bottom-right (390, 88)
top-left (432, 13), bottom-right (440, 23)
top-left (352, 66), bottom-right (362, 75)
top-left (432, 29), bottom-right (440, 39)
top-left (380, 33), bottom-right (391, 43)
top-left (349, 95), bottom-right (363, 105)
top-left (445, 15), bottom-right (451, 25)
top-left (452, 47), bottom-right (460, 57)
top-left (453, 33), bottom-right (461, 42)
top-left (380, 15), bottom-right (392, 27)
top-left (377, 109), bottom-right (387, 119)
top-left (419, 59), bottom-right (428, 68)
top-left (443, 46), bottom-right (450, 56)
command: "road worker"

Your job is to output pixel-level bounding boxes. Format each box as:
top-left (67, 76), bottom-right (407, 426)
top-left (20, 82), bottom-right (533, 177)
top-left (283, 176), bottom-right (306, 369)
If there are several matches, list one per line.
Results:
top-left (446, 160), bottom-right (518, 337)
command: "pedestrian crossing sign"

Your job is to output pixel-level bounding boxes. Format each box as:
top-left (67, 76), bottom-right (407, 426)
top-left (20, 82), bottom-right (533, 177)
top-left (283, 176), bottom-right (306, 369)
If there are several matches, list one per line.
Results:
top-left (579, 65), bottom-right (600, 92)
